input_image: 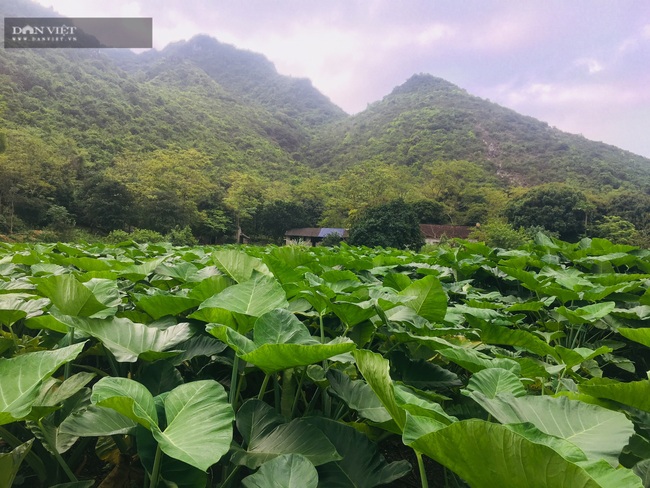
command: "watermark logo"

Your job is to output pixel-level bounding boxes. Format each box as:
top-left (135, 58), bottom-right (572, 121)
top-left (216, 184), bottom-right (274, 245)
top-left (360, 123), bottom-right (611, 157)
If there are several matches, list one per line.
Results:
top-left (4, 18), bottom-right (152, 48)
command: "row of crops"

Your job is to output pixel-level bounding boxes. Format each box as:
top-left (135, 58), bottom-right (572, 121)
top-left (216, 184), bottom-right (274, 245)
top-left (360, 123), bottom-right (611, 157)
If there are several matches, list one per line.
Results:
top-left (1, 235), bottom-right (649, 487)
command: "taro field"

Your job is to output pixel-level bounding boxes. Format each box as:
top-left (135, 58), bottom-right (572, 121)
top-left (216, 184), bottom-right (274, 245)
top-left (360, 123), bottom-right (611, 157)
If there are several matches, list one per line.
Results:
top-left (1, 236), bottom-right (650, 487)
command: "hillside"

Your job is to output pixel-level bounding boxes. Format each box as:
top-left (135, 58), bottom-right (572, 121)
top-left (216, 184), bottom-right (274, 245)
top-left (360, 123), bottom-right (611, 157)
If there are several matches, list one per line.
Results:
top-left (1, 0), bottom-right (650, 243)
top-left (307, 74), bottom-right (650, 190)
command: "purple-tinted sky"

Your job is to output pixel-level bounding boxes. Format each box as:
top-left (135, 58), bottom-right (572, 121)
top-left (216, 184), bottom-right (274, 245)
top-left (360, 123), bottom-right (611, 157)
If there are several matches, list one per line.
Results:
top-left (34, 0), bottom-right (650, 158)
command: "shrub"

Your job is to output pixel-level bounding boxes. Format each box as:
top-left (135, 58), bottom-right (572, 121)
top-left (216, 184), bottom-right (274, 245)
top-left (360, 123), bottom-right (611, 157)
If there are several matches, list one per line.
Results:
top-left (321, 232), bottom-right (343, 247)
top-left (470, 220), bottom-right (529, 249)
top-left (105, 228), bottom-right (165, 244)
top-left (166, 225), bottom-right (198, 246)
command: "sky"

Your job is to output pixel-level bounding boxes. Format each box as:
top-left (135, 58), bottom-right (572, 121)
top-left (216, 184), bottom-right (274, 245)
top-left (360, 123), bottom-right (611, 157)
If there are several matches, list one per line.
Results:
top-left (33, 0), bottom-right (650, 159)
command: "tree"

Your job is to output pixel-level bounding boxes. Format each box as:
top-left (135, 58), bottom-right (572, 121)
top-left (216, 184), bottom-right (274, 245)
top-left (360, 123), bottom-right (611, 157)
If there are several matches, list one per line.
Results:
top-left (223, 172), bottom-right (266, 242)
top-left (604, 191), bottom-right (650, 233)
top-left (322, 161), bottom-right (413, 226)
top-left (76, 177), bottom-right (134, 231)
top-left (505, 185), bottom-right (587, 241)
top-left (45, 205), bottom-right (76, 240)
top-left (106, 148), bottom-right (220, 233)
top-left (470, 220), bottom-right (529, 249)
top-left (590, 216), bottom-right (638, 245)
top-left (247, 199), bottom-right (323, 243)
top-left (348, 199), bottom-right (424, 250)
top-left (410, 200), bottom-right (449, 224)
top-left (0, 129), bottom-right (72, 232)
top-left (417, 160), bottom-right (506, 225)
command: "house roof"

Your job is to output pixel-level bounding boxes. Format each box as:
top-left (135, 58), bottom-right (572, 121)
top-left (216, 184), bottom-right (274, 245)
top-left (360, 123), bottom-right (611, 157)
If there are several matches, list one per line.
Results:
top-left (420, 224), bottom-right (473, 239)
top-left (285, 228), bottom-right (348, 238)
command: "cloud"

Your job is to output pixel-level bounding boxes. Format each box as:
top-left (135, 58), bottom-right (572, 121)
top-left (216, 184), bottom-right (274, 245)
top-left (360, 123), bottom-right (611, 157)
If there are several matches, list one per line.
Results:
top-left (575, 58), bottom-right (604, 74)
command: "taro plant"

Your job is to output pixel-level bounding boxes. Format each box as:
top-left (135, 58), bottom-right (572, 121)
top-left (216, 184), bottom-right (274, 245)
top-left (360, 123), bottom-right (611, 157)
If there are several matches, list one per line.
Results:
top-left (0, 237), bottom-right (649, 487)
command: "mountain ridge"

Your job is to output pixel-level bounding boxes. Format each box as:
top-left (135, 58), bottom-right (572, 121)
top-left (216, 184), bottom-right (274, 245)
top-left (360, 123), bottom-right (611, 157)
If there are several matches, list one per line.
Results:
top-left (1, 0), bottom-right (650, 242)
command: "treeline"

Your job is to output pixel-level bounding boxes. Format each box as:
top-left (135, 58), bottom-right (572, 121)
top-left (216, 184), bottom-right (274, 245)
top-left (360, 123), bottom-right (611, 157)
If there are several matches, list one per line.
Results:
top-left (1, 128), bottom-right (649, 247)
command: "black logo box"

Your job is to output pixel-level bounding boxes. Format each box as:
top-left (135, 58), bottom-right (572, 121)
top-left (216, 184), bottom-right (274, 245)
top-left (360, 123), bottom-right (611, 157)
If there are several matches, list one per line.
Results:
top-left (4, 17), bottom-right (152, 48)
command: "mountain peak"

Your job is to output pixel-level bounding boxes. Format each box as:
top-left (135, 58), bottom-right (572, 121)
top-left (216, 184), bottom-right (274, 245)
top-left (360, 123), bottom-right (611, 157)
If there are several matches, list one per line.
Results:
top-left (391, 73), bottom-right (465, 96)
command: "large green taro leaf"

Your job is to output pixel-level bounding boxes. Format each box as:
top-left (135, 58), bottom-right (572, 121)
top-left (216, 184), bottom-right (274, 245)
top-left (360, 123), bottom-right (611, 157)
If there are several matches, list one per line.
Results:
top-left (242, 454), bottom-right (318, 488)
top-left (554, 345), bottom-right (612, 370)
top-left (465, 368), bottom-right (526, 399)
top-left (476, 322), bottom-right (556, 358)
top-left (192, 273), bottom-right (288, 323)
top-left (0, 343), bottom-right (85, 425)
top-left (136, 294), bottom-right (200, 320)
top-left (91, 377), bottom-right (234, 471)
top-left (555, 302), bottom-right (616, 325)
top-left (305, 417), bottom-right (411, 488)
top-left (153, 380), bottom-right (234, 471)
top-left (208, 309), bottom-right (355, 374)
top-left (0, 439), bottom-right (33, 488)
top-left (618, 328), bottom-right (650, 348)
top-left (579, 378), bottom-right (650, 413)
top-left (0, 294), bottom-right (49, 326)
top-left (331, 301), bottom-right (377, 328)
top-left (407, 419), bottom-right (642, 488)
top-left (58, 315), bottom-right (194, 362)
top-left (91, 377), bottom-right (158, 429)
top-left (327, 369), bottom-right (391, 423)
top-left (437, 347), bottom-right (521, 374)
top-left (233, 399), bottom-right (341, 469)
top-left (34, 274), bottom-right (107, 317)
top-left (393, 384), bottom-right (457, 425)
top-left (353, 349), bottom-right (406, 430)
top-left (60, 405), bottom-right (137, 437)
top-left (468, 393), bottom-right (634, 466)
top-left (212, 249), bottom-right (271, 283)
top-left (242, 341), bottom-right (356, 375)
top-left (398, 275), bottom-right (447, 322)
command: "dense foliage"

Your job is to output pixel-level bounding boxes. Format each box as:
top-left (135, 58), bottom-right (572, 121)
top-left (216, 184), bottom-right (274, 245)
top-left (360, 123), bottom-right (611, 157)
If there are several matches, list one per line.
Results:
top-left (348, 200), bottom-right (425, 249)
top-left (505, 185), bottom-right (588, 241)
top-left (2, 1), bottom-right (650, 245)
top-left (1, 238), bottom-right (650, 487)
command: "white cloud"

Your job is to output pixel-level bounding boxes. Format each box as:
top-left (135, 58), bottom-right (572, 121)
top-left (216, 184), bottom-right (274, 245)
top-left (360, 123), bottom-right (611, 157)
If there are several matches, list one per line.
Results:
top-left (503, 81), bottom-right (643, 107)
top-left (575, 58), bottom-right (604, 74)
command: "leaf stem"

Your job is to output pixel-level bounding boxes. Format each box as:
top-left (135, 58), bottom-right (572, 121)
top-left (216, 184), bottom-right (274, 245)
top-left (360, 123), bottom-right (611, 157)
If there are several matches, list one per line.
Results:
top-left (71, 363), bottom-right (111, 377)
top-left (258, 373), bottom-right (270, 400)
top-left (64, 326), bottom-right (75, 380)
top-left (291, 368), bottom-right (307, 418)
top-left (415, 450), bottom-right (429, 488)
top-left (229, 356), bottom-right (240, 408)
top-left (38, 419), bottom-right (78, 482)
top-left (319, 312), bottom-right (325, 343)
top-left (148, 443), bottom-right (163, 488)
top-left (221, 465), bottom-right (241, 488)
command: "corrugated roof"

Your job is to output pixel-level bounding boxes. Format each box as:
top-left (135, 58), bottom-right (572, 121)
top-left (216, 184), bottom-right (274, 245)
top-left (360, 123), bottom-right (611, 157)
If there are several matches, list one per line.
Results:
top-left (319, 228), bottom-right (346, 238)
top-left (285, 228), bottom-right (348, 238)
top-left (420, 224), bottom-right (473, 239)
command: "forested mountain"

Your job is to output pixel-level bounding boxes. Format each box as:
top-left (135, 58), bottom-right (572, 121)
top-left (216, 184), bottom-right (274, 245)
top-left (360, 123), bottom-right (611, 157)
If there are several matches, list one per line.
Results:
top-left (1, 0), bottom-right (650, 244)
top-left (308, 74), bottom-right (650, 190)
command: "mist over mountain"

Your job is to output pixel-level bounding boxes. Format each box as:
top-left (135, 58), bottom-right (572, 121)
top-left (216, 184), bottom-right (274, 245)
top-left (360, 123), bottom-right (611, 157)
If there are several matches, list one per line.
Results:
top-left (1, 0), bottom-right (649, 243)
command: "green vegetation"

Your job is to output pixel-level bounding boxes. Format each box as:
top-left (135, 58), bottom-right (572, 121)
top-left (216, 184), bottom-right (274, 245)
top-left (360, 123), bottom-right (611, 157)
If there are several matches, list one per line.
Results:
top-left (2, 2), bottom-right (650, 485)
top-left (1, 0), bottom-right (650, 245)
top-left (504, 185), bottom-right (589, 241)
top-left (0, 238), bottom-right (649, 486)
top-left (348, 199), bottom-right (425, 249)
